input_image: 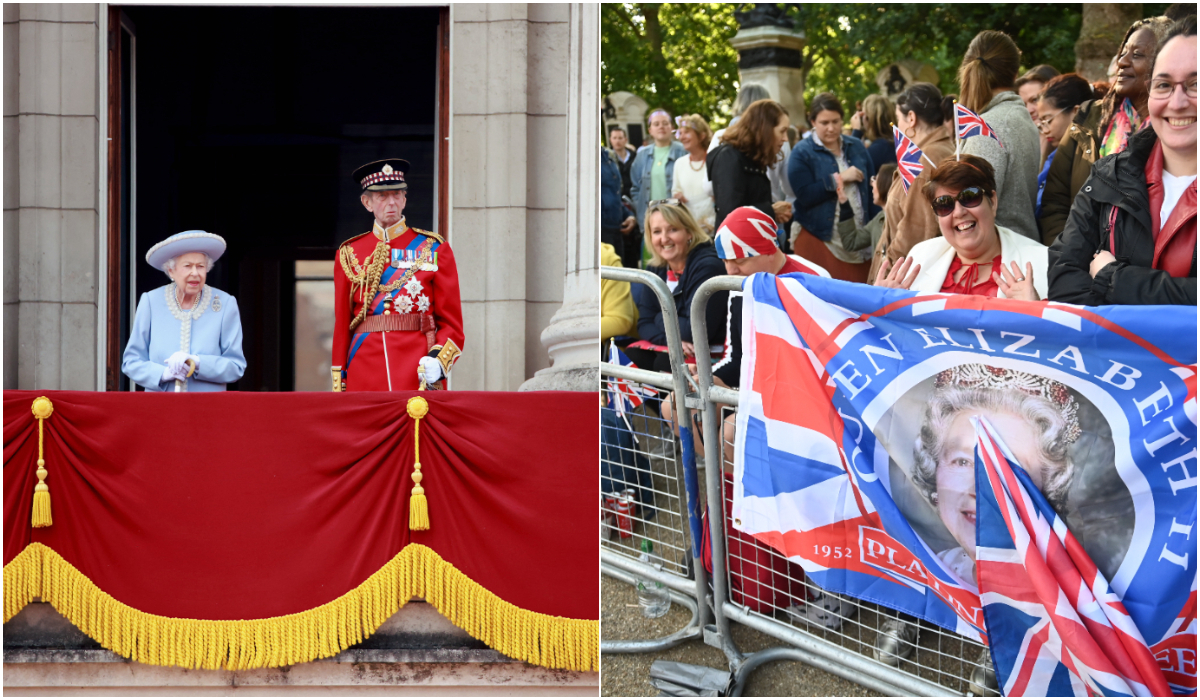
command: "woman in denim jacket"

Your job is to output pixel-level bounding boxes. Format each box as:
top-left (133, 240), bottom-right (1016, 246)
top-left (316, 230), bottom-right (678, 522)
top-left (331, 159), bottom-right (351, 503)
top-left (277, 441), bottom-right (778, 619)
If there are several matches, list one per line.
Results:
top-left (788, 93), bottom-right (879, 265)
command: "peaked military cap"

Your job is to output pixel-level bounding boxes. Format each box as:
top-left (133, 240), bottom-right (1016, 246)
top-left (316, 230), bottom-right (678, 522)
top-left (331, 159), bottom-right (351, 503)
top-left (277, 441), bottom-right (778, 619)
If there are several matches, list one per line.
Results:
top-left (354, 158), bottom-right (410, 192)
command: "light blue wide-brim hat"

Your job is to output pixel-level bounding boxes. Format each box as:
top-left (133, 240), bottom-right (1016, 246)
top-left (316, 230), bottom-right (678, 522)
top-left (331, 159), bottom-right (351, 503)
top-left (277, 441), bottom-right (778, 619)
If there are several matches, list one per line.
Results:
top-left (145, 230), bottom-right (227, 270)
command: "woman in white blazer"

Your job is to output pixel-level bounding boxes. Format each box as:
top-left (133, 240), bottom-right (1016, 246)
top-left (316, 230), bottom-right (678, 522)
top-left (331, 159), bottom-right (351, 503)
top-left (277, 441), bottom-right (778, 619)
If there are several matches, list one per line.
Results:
top-left (874, 154), bottom-right (1047, 300)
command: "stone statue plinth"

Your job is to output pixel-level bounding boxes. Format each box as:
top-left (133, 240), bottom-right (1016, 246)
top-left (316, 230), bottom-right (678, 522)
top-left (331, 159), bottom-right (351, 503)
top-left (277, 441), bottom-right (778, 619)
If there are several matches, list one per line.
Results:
top-left (728, 26), bottom-right (807, 126)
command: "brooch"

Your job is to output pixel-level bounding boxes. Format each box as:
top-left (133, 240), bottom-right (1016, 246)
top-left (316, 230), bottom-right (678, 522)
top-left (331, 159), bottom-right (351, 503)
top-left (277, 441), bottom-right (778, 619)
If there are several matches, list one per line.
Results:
top-left (212, 295), bottom-right (222, 311)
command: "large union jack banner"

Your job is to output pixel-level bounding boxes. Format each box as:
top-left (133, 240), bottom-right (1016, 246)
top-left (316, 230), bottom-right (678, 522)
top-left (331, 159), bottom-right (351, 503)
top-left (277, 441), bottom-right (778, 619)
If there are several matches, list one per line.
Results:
top-left (732, 272), bottom-right (1196, 695)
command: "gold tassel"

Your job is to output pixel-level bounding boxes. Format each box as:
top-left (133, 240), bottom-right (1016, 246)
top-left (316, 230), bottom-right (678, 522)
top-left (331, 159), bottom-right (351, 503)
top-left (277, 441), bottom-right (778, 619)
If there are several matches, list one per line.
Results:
top-left (3, 542), bottom-right (598, 672)
top-left (407, 396), bottom-right (430, 531)
top-left (30, 397), bottom-right (54, 528)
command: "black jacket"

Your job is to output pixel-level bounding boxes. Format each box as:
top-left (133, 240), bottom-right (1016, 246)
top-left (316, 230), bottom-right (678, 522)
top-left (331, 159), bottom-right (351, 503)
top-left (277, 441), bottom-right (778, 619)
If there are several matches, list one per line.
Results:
top-left (1048, 127), bottom-right (1197, 306)
top-left (636, 242), bottom-right (728, 348)
top-left (708, 143), bottom-right (774, 230)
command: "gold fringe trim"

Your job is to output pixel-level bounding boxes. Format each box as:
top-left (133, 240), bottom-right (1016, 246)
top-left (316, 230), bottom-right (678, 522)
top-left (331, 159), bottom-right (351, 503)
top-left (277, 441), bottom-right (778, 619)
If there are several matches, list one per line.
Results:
top-left (3, 542), bottom-right (597, 672)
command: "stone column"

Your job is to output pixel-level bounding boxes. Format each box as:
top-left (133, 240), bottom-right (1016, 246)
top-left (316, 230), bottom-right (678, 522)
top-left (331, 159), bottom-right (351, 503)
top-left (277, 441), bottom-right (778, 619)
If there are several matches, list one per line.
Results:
top-left (728, 25), bottom-right (807, 126)
top-left (449, 4), bottom-right (531, 392)
top-left (4, 3), bottom-right (102, 390)
top-left (519, 3), bottom-right (598, 392)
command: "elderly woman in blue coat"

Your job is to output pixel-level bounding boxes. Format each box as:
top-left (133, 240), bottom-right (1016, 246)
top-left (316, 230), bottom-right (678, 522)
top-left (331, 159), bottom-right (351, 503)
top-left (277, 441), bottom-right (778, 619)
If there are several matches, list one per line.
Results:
top-left (121, 231), bottom-right (246, 392)
top-left (788, 93), bottom-right (879, 264)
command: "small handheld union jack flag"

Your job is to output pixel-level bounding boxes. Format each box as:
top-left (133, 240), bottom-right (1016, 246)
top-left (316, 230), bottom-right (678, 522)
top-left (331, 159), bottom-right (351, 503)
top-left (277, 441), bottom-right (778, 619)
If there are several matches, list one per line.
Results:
top-left (892, 126), bottom-right (927, 193)
top-left (954, 102), bottom-right (1003, 159)
top-left (606, 341), bottom-right (658, 432)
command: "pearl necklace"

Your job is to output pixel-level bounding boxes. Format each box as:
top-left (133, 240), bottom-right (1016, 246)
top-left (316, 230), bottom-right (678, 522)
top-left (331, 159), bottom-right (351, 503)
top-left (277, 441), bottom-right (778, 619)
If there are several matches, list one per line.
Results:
top-left (165, 283), bottom-right (212, 358)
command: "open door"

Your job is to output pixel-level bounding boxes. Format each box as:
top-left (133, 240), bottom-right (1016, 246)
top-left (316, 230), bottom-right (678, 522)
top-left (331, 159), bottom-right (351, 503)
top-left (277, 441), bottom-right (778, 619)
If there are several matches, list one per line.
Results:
top-left (105, 6), bottom-right (444, 392)
top-left (105, 8), bottom-right (135, 391)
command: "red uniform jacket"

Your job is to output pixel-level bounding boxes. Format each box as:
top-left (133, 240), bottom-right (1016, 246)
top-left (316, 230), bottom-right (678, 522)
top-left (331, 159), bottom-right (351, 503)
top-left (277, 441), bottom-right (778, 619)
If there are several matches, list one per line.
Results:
top-left (331, 219), bottom-right (464, 391)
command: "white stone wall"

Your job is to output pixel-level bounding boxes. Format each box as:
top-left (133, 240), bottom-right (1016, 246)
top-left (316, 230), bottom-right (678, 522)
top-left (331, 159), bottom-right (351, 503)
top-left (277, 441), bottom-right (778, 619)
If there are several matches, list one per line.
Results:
top-left (449, 4), bottom-right (576, 392)
top-left (3, 3), bottom-right (101, 390)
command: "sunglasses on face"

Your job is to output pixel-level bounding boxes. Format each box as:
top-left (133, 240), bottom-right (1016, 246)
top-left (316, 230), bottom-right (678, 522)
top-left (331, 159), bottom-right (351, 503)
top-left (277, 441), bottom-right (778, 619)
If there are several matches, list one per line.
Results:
top-left (931, 187), bottom-right (990, 217)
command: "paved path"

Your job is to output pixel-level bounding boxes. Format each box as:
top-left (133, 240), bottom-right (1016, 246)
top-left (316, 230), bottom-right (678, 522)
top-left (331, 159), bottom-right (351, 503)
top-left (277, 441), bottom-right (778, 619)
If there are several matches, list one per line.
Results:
top-left (601, 575), bottom-right (882, 697)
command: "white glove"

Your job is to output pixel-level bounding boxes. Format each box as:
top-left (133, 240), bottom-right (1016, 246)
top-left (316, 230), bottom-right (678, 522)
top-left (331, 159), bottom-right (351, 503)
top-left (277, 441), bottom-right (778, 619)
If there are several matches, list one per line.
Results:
top-left (162, 364), bottom-right (187, 383)
top-left (418, 356), bottom-right (443, 384)
top-left (166, 351), bottom-right (190, 377)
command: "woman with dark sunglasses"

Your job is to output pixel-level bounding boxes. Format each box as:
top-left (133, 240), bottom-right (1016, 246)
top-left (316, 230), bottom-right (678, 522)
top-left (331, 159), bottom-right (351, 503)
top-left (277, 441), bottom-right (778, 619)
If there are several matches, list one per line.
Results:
top-left (874, 155), bottom-right (1048, 299)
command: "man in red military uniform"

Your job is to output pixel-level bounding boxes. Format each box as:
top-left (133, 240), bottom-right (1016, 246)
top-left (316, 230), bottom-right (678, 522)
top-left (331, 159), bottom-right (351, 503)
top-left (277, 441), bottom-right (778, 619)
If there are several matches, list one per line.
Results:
top-left (331, 158), bottom-right (464, 391)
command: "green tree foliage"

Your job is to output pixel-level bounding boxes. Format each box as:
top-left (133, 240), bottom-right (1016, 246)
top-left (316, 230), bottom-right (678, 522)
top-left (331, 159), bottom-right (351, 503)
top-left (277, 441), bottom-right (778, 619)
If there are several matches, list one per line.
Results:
top-left (602, 4), bottom-right (742, 130)
top-left (815, 3), bottom-right (1085, 108)
top-left (602, 3), bottom-right (1124, 130)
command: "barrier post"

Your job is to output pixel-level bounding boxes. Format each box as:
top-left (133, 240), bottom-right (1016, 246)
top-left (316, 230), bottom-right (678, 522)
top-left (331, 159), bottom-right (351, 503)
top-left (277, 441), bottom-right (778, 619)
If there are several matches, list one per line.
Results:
top-left (600, 265), bottom-right (711, 653)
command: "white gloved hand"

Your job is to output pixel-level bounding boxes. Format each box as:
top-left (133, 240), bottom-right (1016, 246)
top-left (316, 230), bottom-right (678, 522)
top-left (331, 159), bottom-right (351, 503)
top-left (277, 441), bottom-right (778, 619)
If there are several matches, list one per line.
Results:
top-left (418, 356), bottom-right (443, 384)
top-left (162, 364), bottom-right (187, 383)
top-left (166, 351), bottom-right (190, 377)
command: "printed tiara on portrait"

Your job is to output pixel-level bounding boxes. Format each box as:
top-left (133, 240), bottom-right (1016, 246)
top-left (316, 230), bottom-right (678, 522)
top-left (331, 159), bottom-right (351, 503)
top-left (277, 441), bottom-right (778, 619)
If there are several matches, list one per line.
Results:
top-left (935, 364), bottom-right (1082, 444)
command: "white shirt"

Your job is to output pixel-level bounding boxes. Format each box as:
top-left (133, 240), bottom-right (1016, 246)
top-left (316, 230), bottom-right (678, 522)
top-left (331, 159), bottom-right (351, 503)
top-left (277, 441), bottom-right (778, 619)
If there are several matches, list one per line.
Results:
top-left (1161, 172), bottom-right (1196, 227)
top-left (671, 157), bottom-right (716, 231)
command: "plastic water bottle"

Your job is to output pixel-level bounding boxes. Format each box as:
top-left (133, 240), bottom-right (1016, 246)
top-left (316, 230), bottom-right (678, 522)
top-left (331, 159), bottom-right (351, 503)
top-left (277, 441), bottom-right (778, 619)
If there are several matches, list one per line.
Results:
top-left (636, 539), bottom-right (671, 618)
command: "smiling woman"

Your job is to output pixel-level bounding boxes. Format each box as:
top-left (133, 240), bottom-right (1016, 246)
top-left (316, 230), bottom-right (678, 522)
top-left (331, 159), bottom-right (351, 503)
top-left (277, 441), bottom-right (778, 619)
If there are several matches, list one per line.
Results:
top-left (912, 364), bottom-right (1079, 585)
top-left (624, 201), bottom-right (726, 372)
top-left (1048, 16), bottom-right (1197, 306)
top-left (874, 154), bottom-right (1049, 299)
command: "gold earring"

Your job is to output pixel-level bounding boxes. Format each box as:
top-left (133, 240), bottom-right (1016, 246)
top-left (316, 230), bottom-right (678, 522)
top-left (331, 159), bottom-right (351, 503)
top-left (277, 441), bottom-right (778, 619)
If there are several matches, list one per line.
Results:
top-left (904, 126), bottom-right (916, 139)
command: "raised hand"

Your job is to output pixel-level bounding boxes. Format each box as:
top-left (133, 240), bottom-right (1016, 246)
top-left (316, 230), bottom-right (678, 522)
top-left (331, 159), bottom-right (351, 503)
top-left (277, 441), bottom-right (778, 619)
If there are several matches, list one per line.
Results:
top-left (994, 260), bottom-right (1039, 300)
top-left (874, 256), bottom-right (920, 290)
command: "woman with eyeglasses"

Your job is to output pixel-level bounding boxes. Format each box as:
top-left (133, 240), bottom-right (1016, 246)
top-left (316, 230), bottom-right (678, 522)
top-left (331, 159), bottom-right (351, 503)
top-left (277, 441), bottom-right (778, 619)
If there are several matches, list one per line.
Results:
top-left (624, 200), bottom-right (728, 371)
top-left (1040, 16), bottom-right (1174, 245)
top-left (1033, 74), bottom-right (1100, 225)
top-left (1049, 16), bottom-right (1196, 307)
top-left (875, 155), bottom-right (1047, 300)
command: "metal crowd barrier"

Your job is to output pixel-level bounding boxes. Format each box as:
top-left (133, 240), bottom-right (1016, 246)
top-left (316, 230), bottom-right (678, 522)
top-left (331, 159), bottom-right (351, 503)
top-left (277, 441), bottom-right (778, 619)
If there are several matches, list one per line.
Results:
top-left (691, 276), bottom-right (984, 697)
top-left (600, 266), bottom-right (710, 654)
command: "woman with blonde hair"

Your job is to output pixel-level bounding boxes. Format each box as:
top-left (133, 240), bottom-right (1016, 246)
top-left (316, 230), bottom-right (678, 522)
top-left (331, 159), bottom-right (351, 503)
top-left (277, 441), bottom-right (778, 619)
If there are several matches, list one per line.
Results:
top-left (672, 114), bottom-right (716, 231)
top-left (851, 94), bottom-right (897, 176)
top-left (625, 200), bottom-right (727, 371)
top-left (956, 30), bottom-right (1042, 241)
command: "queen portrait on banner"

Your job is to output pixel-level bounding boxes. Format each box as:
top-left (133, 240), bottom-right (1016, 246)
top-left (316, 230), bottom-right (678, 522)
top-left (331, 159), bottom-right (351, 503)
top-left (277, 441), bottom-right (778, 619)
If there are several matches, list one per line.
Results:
top-left (121, 231), bottom-right (246, 392)
top-left (910, 364), bottom-right (1079, 586)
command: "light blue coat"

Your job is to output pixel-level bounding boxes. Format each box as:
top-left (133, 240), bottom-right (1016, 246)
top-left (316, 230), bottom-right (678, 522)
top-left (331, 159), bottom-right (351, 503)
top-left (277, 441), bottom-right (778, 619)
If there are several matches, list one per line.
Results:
top-left (121, 284), bottom-right (246, 392)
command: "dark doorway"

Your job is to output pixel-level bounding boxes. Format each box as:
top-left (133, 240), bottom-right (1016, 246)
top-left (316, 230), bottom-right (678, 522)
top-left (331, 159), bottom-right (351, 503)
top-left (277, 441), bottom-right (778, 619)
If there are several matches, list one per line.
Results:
top-left (112, 5), bottom-right (443, 391)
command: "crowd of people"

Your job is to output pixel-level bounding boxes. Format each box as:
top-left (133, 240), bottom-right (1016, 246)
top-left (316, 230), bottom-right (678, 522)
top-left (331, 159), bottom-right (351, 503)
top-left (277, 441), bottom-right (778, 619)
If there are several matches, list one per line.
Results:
top-left (602, 10), bottom-right (1195, 690)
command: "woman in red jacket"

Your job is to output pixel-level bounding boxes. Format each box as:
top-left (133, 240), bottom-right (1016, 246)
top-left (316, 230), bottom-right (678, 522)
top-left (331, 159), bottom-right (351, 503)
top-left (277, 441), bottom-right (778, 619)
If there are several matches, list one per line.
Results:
top-left (1048, 17), bottom-right (1196, 306)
